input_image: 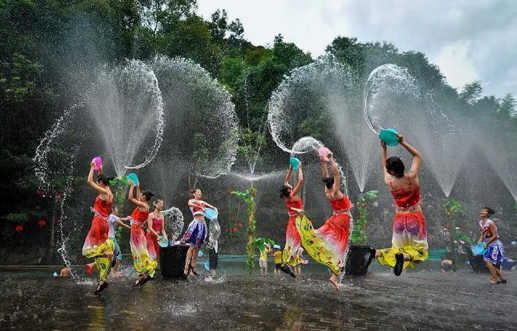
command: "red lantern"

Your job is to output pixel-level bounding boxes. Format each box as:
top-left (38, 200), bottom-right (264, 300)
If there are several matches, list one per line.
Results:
top-left (55, 192), bottom-right (62, 200)
top-left (38, 189), bottom-right (46, 198)
top-left (15, 225), bottom-right (23, 232)
top-left (238, 223), bottom-right (243, 228)
top-left (39, 219), bottom-right (46, 227)
top-left (232, 227), bottom-right (238, 233)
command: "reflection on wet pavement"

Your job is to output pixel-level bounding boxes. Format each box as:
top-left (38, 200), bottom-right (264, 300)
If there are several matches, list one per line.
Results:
top-left (1, 269), bottom-right (516, 331)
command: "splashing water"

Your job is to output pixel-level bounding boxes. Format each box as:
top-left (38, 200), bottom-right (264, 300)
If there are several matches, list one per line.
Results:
top-left (268, 56), bottom-right (354, 154)
top-left (161, 207), bottom-right (184, 238)
top-left (267, 56), bottom-right (364, 192)
top-left (228, 170), bottom-right (285, 183)
top-left (479, 125), bottom-right (517, 200)
top-left (55, 157), bottom-right (80, 279)
top-left (208, 217), bottom-right (221, 243)
top-left (85, 60), bottom-right (164, 177)
top-left (33, 106), bottom-right (76, 190)
top-left (363, 64), bottom-right (467, 196)
top-left (363, 64), bottom-right (420, 135)
top-left (150, 56), bottom-right (238, 180)
top-left (417, 100), bottom-right (469, 197)
top-left (291, 137), bottom-right (350, 196)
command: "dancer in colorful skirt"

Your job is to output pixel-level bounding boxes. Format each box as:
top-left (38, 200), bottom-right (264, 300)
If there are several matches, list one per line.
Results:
top-left (82, 161), bottom-right (115, 295)
top-left (182, 188), bottom-right (218, 277)
top-left (477, 207), bottom-right (507, 284)
top-left (293, 151), bottom-right (351, 291)
top-left (373, 134), bottom-right (428, 276)
top-left (128, 180), bottom-right (157, 286)
top-left (146, 199), bottom-right (168, 263)
top-left (279, 162), bottom-right (304, 278)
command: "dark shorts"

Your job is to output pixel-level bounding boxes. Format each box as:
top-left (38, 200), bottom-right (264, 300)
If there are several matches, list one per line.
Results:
top-left (275, 263), bottom-right (282, 269)
top-left (209, 248), bottom-right (218, 270)
top-left (441, 264), bottom-right (453, 272)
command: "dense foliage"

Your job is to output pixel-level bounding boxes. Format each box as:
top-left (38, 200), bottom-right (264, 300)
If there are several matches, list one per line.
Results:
top-left (1, 0), bottom-right (516, 260)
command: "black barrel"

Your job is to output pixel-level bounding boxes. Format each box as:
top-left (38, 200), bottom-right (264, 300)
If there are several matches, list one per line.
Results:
top-left (344, 245), bottom-right (374, 276)
top-left (159, 245), bottom-right (189, 278)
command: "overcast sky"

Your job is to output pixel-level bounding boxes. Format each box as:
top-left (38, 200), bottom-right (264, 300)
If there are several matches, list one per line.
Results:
top-left (197, 0), bottom-right (517, 99)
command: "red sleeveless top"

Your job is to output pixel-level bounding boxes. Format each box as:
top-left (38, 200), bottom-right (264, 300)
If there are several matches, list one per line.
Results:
top-left (285, 198), bottom-right (303, 217)
top-left (131, 207), bottom-right (150, 226)
top-left (390, 175), bottom-right (421, 210)
top-left (151, 217), bottom-right (162, 232)
top-left (329, 195), bottom-right (351, 214)
top-left (190, 200), bottom-right (205, 217)
top-left (93, 195), bottom-right (113, 219)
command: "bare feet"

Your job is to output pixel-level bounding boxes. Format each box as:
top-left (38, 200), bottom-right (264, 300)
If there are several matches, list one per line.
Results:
top-left (330, 273), bottom-right (339, 292)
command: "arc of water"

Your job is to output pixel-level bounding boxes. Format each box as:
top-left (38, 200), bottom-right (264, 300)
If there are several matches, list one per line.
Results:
top-left (33, 106), bottom-right (75, 189)
top-left (86, 60), bottom-right (165, 177)
top-left (121, 64), bottom-right (164, 171)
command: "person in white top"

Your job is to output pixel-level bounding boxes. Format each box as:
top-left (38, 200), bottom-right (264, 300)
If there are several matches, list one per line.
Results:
top-left (477, 207), bottom-right (507, 285)
top-left (85, 205), bottom-right (131, 278)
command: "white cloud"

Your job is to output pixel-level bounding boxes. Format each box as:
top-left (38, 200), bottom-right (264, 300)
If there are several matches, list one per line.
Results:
top-left (435, 41), bottom-right (478, 90)
top-left (197, 0), bottom-right (517, 98)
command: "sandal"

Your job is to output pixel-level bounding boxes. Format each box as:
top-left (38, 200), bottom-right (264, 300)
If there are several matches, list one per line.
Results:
top-left (280, 265), bottom-right (296, 278)
top-left (138, 274), bottom-right (152, 287)
top-left (94, 282), bottom-right (108, 295)
top-left (490, 279), bottom-right (498, 285)
top-left (189, 263), bottom-right (198, 276)
top-left (394, 253), bottom-right (404, 276)
top-left (496, 279), bottom-right (507, 284)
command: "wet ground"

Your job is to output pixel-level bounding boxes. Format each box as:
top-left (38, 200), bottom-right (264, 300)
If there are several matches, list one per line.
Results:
top-left (1, 261), bottom-right (516, 331)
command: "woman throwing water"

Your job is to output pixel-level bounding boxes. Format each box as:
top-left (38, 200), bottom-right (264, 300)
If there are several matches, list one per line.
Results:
top-left (374, 134), bottom-right (428, 276)
top-left (477, 207), bottom-right (507, 284)
top-left (82, 162), bottom-right (115, 295)
top-left (128, 180), bottom-right (157, 287)
top-left (182, 188), bottom-right (218, 277)
top-left (279, 162), bottom-right (304, 277)
top-left (292, 152), bottom-right (351, 291)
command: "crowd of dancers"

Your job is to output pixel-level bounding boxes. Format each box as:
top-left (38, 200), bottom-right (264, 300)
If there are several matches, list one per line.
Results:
top-left (82, 133), bottom-right (506, 294)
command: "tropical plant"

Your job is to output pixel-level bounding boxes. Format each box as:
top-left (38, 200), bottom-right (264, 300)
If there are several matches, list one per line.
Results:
top-left (442, 198), bottom-right (464, 266)
top-left (230, 187), bottom-right (257, 274)
top-left (350, 190), bottom-right (378, 245)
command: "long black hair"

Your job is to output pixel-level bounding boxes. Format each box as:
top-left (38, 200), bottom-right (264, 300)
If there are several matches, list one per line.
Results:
top-left (97, 174), bottom-right (114, 186)
top-left (482, 207), bottom-right (495, 218)
top-left (142, 190), bottom-right (155, 201)
top-left (322, 176), bottom-right (334, 189)
top-left (279, 185), bottom-right (290, 198)
top-left (386, 156), bottom-right (405, 178)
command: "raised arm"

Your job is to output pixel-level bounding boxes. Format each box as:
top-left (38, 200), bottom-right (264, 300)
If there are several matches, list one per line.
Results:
top-left (284, 165), bottom-right (293, 185)
top-left (128, 181), bottom-right (147, 209)
top-left (328, 153), bottom-right (342, 196)
top-left (397, 135), bottom-right (421, 178)
top-left (87, 163), bottom-right (109, 198)
top-left (321, 156), bottom-right (329, 178)
top-left (291, 165), bottom-right (304, 196)
top-left (380, 141), bottom-right (391, 185)
top-left (188, 198), bottom-right (205, 210)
